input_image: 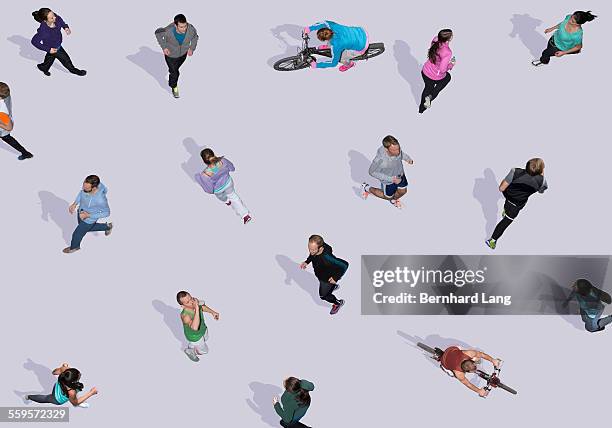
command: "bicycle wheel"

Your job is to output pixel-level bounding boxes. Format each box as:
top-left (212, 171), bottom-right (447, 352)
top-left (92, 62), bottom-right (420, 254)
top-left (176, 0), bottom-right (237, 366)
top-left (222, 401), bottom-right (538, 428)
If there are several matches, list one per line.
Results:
top-left (496, 382), bottom-right (518, 395)
top-left (417, 342), bottom-right (436, 355)
top-left (354, 43), bottom-right (385, 61)
top-left (273, 56), bottom-right (310, 71)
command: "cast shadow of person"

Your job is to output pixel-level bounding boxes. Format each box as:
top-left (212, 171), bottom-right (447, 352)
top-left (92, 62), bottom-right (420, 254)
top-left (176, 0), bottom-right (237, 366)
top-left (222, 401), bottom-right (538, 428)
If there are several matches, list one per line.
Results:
top-left (246, 381), bottom-right (283, 427)
top-left (152, 300), bottom-right (186, 349)
top-left (535, 274), bottom-right (585, 331)
top-left (39, 191), bottom-right (74, 245)
top-left (509, 13), bottom-right (547, 58)
top-left (13, 359), bottom-right (55, 404)
top-left (348, 150), bottom-right (373, 199)
top-left (276, 255), bottom-right (327, 308)
top-left (126, 46), bottom-right (168, 91)
top-left (268, 24), bottom-right (306, 68)
top-left (181, 137), bottom-right (205, 183)
top-left (393, 40), bottom-right (423, 107)
top-left (473, 169), bottom-right (503, 239)
top-left (7, 35), bottom-right (69, 74)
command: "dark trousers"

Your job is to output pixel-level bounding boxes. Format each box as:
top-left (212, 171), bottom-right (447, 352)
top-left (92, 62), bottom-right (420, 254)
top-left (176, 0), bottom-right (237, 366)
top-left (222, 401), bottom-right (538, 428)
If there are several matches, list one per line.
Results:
top-left (39, 46), bottom-right (80, 73)
top-left (491, 199), bottom-right (523, 241)
top-left (280, 420), bottom-right (311, 428)
top-left (165, 54), bottom-right (187, 88)
top-left (539, 37), bottom-right (580, 64)
top-left (319, 280), bottom-right (340, 305)
top-left (419, 71), bottom-right (451, 112)
top-left (70, 214), bottom-right (110, 250)
top-left (27, 393), bottom-right (60, 405)
top-left (1, 134), bottom-right (30, 156)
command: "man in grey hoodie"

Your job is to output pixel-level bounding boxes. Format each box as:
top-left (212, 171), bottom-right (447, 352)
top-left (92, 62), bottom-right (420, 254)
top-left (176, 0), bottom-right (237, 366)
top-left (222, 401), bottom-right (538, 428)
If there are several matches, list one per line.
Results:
top-left (154, 14), bottom-right (199, 98)
top-left (362, 135), bottom-right (414, 209)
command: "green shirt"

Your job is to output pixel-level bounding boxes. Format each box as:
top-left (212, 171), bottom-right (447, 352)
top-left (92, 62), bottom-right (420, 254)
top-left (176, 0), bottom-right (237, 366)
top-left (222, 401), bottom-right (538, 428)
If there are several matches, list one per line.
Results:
top-left (554, 15), bottom-right (583, 51)
top-left (182, 306), bottom-right (207, 342)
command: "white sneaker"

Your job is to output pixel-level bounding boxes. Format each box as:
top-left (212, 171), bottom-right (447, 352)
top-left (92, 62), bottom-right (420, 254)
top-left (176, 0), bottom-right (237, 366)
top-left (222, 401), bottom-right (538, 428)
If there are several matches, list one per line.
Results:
top-left (390, 199), bottom-right (403, 209)
top-left (424, 96), bottom-right (431, 109)
top-left (77, 403), bottom-right (90, 408)
top-left (531, 60), bottom-right (543, 67)
top-left (361, 183), bottom-right (370, 199)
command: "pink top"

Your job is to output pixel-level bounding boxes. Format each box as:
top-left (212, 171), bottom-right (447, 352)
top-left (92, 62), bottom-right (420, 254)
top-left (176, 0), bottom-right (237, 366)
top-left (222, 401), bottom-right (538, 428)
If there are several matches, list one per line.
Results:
top-left (422, 37), bottom-right (454, 80)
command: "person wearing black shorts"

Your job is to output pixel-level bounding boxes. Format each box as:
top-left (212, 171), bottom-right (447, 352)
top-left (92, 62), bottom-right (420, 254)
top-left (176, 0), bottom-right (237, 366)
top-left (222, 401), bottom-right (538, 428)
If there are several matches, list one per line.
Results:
top-left (486, 158), bottom-right (547, 249)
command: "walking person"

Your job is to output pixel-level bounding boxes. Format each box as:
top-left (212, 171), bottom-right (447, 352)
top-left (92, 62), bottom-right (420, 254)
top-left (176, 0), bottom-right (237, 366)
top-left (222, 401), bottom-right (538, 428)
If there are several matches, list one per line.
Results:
top-left (176, 291), bottom-right (220, 362)
top-left (31, 8), bottom-right (86, 77)
top-left (532, 11), bottom-right (597, 67)
top-left (299, 235), bottom-right (348, 315)
top-left (564, 279), bottom-right (612, 333)
top-left (419, 29), bottom-right (455, 113)
top-left (25, 363), bottom-right (98, 408)
top-left (273, 377), bottom-right (315, 428)
top-left (155, 14), bottom-right (199, 98)
top-left (485, 158), bottom-right (547, 249)
top-left (195, 148), bottom-right (252, 224)
top-left (64, 175), bottom-right (112, 254)
top-left (0, 82), bottom-right (33, 160)
top-left (361, 135), bottom-right (413, 209)
top-left (304, 20), bottom-right (368, 72)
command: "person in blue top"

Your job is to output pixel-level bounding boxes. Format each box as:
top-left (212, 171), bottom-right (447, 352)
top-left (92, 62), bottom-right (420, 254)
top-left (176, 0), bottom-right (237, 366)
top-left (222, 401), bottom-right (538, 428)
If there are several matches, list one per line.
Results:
top-left (26, 363), bottom-right (98, 408)
top-left (532, 10), bottom-right (597, 66)
top-left (304, 20), bottom-right (368, 72)
top-left (64, 175), bottom-right (113, 254)
top-left (564, 279), bottom-right (612, 333)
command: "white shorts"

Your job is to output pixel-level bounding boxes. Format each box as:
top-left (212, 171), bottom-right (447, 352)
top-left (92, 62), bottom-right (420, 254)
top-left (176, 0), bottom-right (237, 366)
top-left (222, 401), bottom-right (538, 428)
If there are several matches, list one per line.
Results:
top-left (186, 328), bottom-right (209, 354)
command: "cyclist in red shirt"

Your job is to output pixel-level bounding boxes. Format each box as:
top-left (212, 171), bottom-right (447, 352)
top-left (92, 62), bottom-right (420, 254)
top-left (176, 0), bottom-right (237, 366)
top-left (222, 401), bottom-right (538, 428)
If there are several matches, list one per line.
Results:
top-left (440, 346), bottom-right (502, 397)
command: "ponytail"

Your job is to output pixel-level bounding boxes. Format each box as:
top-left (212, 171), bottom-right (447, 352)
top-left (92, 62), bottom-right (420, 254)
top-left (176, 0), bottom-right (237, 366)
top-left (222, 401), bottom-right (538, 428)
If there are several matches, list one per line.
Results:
top-left (32, 8), bottom-right (52, 23)
top-left (573, 10), bottom-right (597, 25)
top-left (58, 368), bottom-right (84, 396)
top-left (427, 29), bottom-right (453, 64)
top-left (200, 148), bottom-right (224, 166)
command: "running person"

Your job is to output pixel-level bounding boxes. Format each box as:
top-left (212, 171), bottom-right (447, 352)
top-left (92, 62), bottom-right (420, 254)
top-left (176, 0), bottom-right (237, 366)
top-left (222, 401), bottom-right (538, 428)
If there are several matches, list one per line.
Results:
top-left (299, 235), bottom-right (348, 315)
top-left (176, 291), bottom-right (220, 362)
top-left (362, 135), bottom-right (413, 209)
top-left (440, 346), bottom-right (501, 397)
top-left (564, 279), bottom-right (612, 333)
top-left (30, 8), bottom-right (86, 77)
top-left (304, 20), bottom-right (368, 72)
top-left (273, 377), bottom-right (315, 428)
top-left (419, 29), bottom-right (455, 113)
top-left (194, 148), bottom-right (252, 224)
top-left (0, 82), bottom-right (33, 160)
top-left (486, 158), bottom-right (547, 249)
top-left (532, 11), bottom-right (597, 67)
top-left (25, 363), bottom-right (98, 407)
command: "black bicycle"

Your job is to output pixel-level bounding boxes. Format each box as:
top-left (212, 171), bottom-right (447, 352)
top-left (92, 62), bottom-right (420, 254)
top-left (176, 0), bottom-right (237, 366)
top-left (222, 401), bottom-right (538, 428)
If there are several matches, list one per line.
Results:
top-left (417, 342), bottom-right (517, 396)
top-left (273, 32), bottom-right (385, 71)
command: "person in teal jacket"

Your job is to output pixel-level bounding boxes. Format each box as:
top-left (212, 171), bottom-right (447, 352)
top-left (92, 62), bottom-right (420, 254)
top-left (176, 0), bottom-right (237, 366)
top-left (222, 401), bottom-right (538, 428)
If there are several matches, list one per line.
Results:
top-left (304, 20), bottom-right (368, 72)
top-left (273, 377), bottom-right (314, 427)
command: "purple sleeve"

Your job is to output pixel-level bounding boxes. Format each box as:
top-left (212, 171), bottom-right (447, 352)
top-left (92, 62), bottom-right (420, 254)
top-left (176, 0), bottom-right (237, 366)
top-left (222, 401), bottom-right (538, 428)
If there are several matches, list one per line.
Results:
top-left (31, 28), bottom-right (50, 52)
top-left (224, 159), bottom-right (236, 172)
top-left (56, 15), bottom-right (68, 29)
top-left (194, 173), bottom-right (214, 194)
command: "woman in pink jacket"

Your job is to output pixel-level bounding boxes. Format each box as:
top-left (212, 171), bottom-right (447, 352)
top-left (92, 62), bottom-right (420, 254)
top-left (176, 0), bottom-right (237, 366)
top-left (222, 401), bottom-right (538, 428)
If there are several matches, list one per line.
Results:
top-left (419, 29), bottom-right (455, 113)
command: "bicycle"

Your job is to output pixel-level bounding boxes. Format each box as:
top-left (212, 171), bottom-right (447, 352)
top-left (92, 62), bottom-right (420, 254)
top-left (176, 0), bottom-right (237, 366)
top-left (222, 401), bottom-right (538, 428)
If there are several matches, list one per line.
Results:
top-left (273, 32), bottom-right (385, 71)
top-left (416, 342), bottom-right (517, 396)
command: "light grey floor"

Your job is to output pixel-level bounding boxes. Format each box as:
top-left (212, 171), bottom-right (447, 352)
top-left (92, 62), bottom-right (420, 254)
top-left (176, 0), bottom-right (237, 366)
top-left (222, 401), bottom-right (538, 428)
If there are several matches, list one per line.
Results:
top-left (1, 0), bottom-right (610, 426)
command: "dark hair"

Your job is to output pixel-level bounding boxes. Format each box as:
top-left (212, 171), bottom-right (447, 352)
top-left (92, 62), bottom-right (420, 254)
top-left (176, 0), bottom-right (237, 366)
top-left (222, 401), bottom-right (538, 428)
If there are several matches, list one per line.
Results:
top-left (382, 135), bottom-right (400, 149)
top-left (460, 360), bottom-right (476, 372)
top-left (316, 28), bottom-right (333, 41)
top-left (174, 14), bottom-right (187, 25)
top-left (573, 11), bottom-right (597, 25)
top-left (525, 158), bottom-right (545, 176)
top-left (428, 29), bottom-right (453, 64)
top-left (84, 175), bottom-right (100, 188)
top-left (284, 377), bottom-right (311, 407)
top-left (0, 82), bottom-right (10, 99)
top-left (176, 290), bottom-right (190, 305)
top-left (32, 8), bottom-right (52, 23)
top-left (575, 279), bottom-right (612, 304)
top-left (200, 148), bottom-right (224, 166)
top-left (308, 234), bottom-right (324, 248)
top-left (58, 368), bottom-right (83, 396)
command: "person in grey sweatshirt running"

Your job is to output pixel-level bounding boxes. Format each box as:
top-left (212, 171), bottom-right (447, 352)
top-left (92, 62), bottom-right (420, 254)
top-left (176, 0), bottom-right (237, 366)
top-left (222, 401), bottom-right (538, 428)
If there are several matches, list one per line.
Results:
top-left (362, 135), bottom-right (414, 209)
top-left (154, 14), bottom-right (199, 98)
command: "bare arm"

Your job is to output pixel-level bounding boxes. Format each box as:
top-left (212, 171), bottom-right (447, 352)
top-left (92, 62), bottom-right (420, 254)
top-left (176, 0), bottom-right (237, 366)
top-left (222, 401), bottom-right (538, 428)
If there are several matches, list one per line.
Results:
top-left (454, 371), bottom-right (482, 394)
top-left (52, 363), bottom-right (69, 375)
top-left (545, 23), bottom-right (561, 33)
top-left (563, 43), bottom-right (582, 54)
top-left (182, 308), bottom-right (201, 331)
top-left (499, 180), bottom-right (510, 192)
top-left (201, 304), bottom-right (219, 320)
top-left (68, 387), bottom-right (97, 406)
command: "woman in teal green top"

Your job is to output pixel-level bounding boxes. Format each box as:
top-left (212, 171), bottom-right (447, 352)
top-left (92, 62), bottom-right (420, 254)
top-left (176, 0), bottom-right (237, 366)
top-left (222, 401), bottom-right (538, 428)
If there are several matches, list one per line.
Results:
top-left (25, 363), bottom-right (98, 407)
top-left (273, 377), bottom-right (315, 428)
top-left (533, 10), bottom-right (597, 66)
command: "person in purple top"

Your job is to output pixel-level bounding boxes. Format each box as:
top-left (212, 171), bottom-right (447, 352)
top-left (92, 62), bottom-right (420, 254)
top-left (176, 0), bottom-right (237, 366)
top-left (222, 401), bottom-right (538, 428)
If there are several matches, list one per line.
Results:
top-left (194, 148), bottom-right (252, 224)
top-left (31, 8), bottom-right (86, 77)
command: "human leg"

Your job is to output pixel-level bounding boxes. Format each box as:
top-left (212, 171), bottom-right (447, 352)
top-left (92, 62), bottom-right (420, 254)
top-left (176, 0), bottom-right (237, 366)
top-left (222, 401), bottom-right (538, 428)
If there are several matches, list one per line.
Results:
top-left (491, 200), bottom-right (521, 241)
top-left (539, 38), bottom-right (559, 65)
top-left (1, 135), bottom-right (32, 158)
top-left (190, 329), bottom-right (209, 355)
top-left (54, 47), bottom-right (85, 75)
top-left (165, 54), bottom-right (187, 88)
top-left (429, 73), bottom-right (452, 102)
top-left (38, 52), bottom-right (56, 74)
top-left (69, 217), bottom-right (98, 250)
top-left (419, 72), bottom-right (437, 112)
top-left (319, 280), bottom-right (340, 305)
top-left (27, 393), bottom-right (60, 405)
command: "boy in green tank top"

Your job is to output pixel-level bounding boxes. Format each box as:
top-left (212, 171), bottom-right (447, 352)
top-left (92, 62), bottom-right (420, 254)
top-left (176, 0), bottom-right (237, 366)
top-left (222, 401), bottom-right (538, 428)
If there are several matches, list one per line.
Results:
top-left (176, 291), bottom-right (220, 362)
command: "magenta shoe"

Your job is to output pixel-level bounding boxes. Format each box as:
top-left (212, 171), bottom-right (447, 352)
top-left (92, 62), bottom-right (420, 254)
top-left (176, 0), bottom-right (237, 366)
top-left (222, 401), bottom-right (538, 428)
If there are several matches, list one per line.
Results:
top-left (339, 62), bottom-right (355, 72)
top-left (318, 44), bottom-right (330, 50)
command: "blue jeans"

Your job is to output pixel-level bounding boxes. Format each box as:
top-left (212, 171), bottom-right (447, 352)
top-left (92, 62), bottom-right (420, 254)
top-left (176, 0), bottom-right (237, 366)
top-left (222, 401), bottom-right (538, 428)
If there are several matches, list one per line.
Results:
top-left (70, 214), bottom-right (110, 250)
top-left (580, 308), bottom-right (612, 332)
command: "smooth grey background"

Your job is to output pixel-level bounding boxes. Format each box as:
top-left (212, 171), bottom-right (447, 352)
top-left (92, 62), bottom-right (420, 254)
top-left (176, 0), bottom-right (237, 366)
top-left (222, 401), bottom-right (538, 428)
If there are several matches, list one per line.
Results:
top-left (1, 0), bottom-right (610, 427)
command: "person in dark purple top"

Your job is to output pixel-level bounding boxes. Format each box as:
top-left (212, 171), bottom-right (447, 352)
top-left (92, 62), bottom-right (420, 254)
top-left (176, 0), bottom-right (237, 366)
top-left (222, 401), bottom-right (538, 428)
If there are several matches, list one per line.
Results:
top-left (31, 8), bottom-right (86, 76)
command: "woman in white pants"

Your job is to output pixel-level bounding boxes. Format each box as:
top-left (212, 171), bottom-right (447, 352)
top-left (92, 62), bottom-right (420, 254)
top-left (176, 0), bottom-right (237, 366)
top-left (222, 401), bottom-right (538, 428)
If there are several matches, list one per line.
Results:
top-left (195, 148), bottom-right (252, 224)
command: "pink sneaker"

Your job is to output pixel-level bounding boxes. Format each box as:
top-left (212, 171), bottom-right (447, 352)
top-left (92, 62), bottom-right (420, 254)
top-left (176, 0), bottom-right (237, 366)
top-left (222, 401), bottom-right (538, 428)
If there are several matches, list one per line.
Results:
top-left (361, 183), bottom-right (370, 200)
top-left (243, 214), bottom-right (252, 224)
top-left (339, 61), bottom-right (355, 72)
top-left (390, 199), bottom-right (403, 209)
top-left (318, 44), bottom-right (330, 50)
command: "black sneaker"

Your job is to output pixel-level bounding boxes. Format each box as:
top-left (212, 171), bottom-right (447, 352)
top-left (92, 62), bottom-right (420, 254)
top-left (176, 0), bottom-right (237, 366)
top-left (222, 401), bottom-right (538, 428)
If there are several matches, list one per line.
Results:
top-left (18, 153), bottom-right (33, 161)
top-left (330, 299), bottom-right (345, 315)
top-left (37, 64), bottom-right (50, 76)
top-left (72, 69), bottom-right (87, 76)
